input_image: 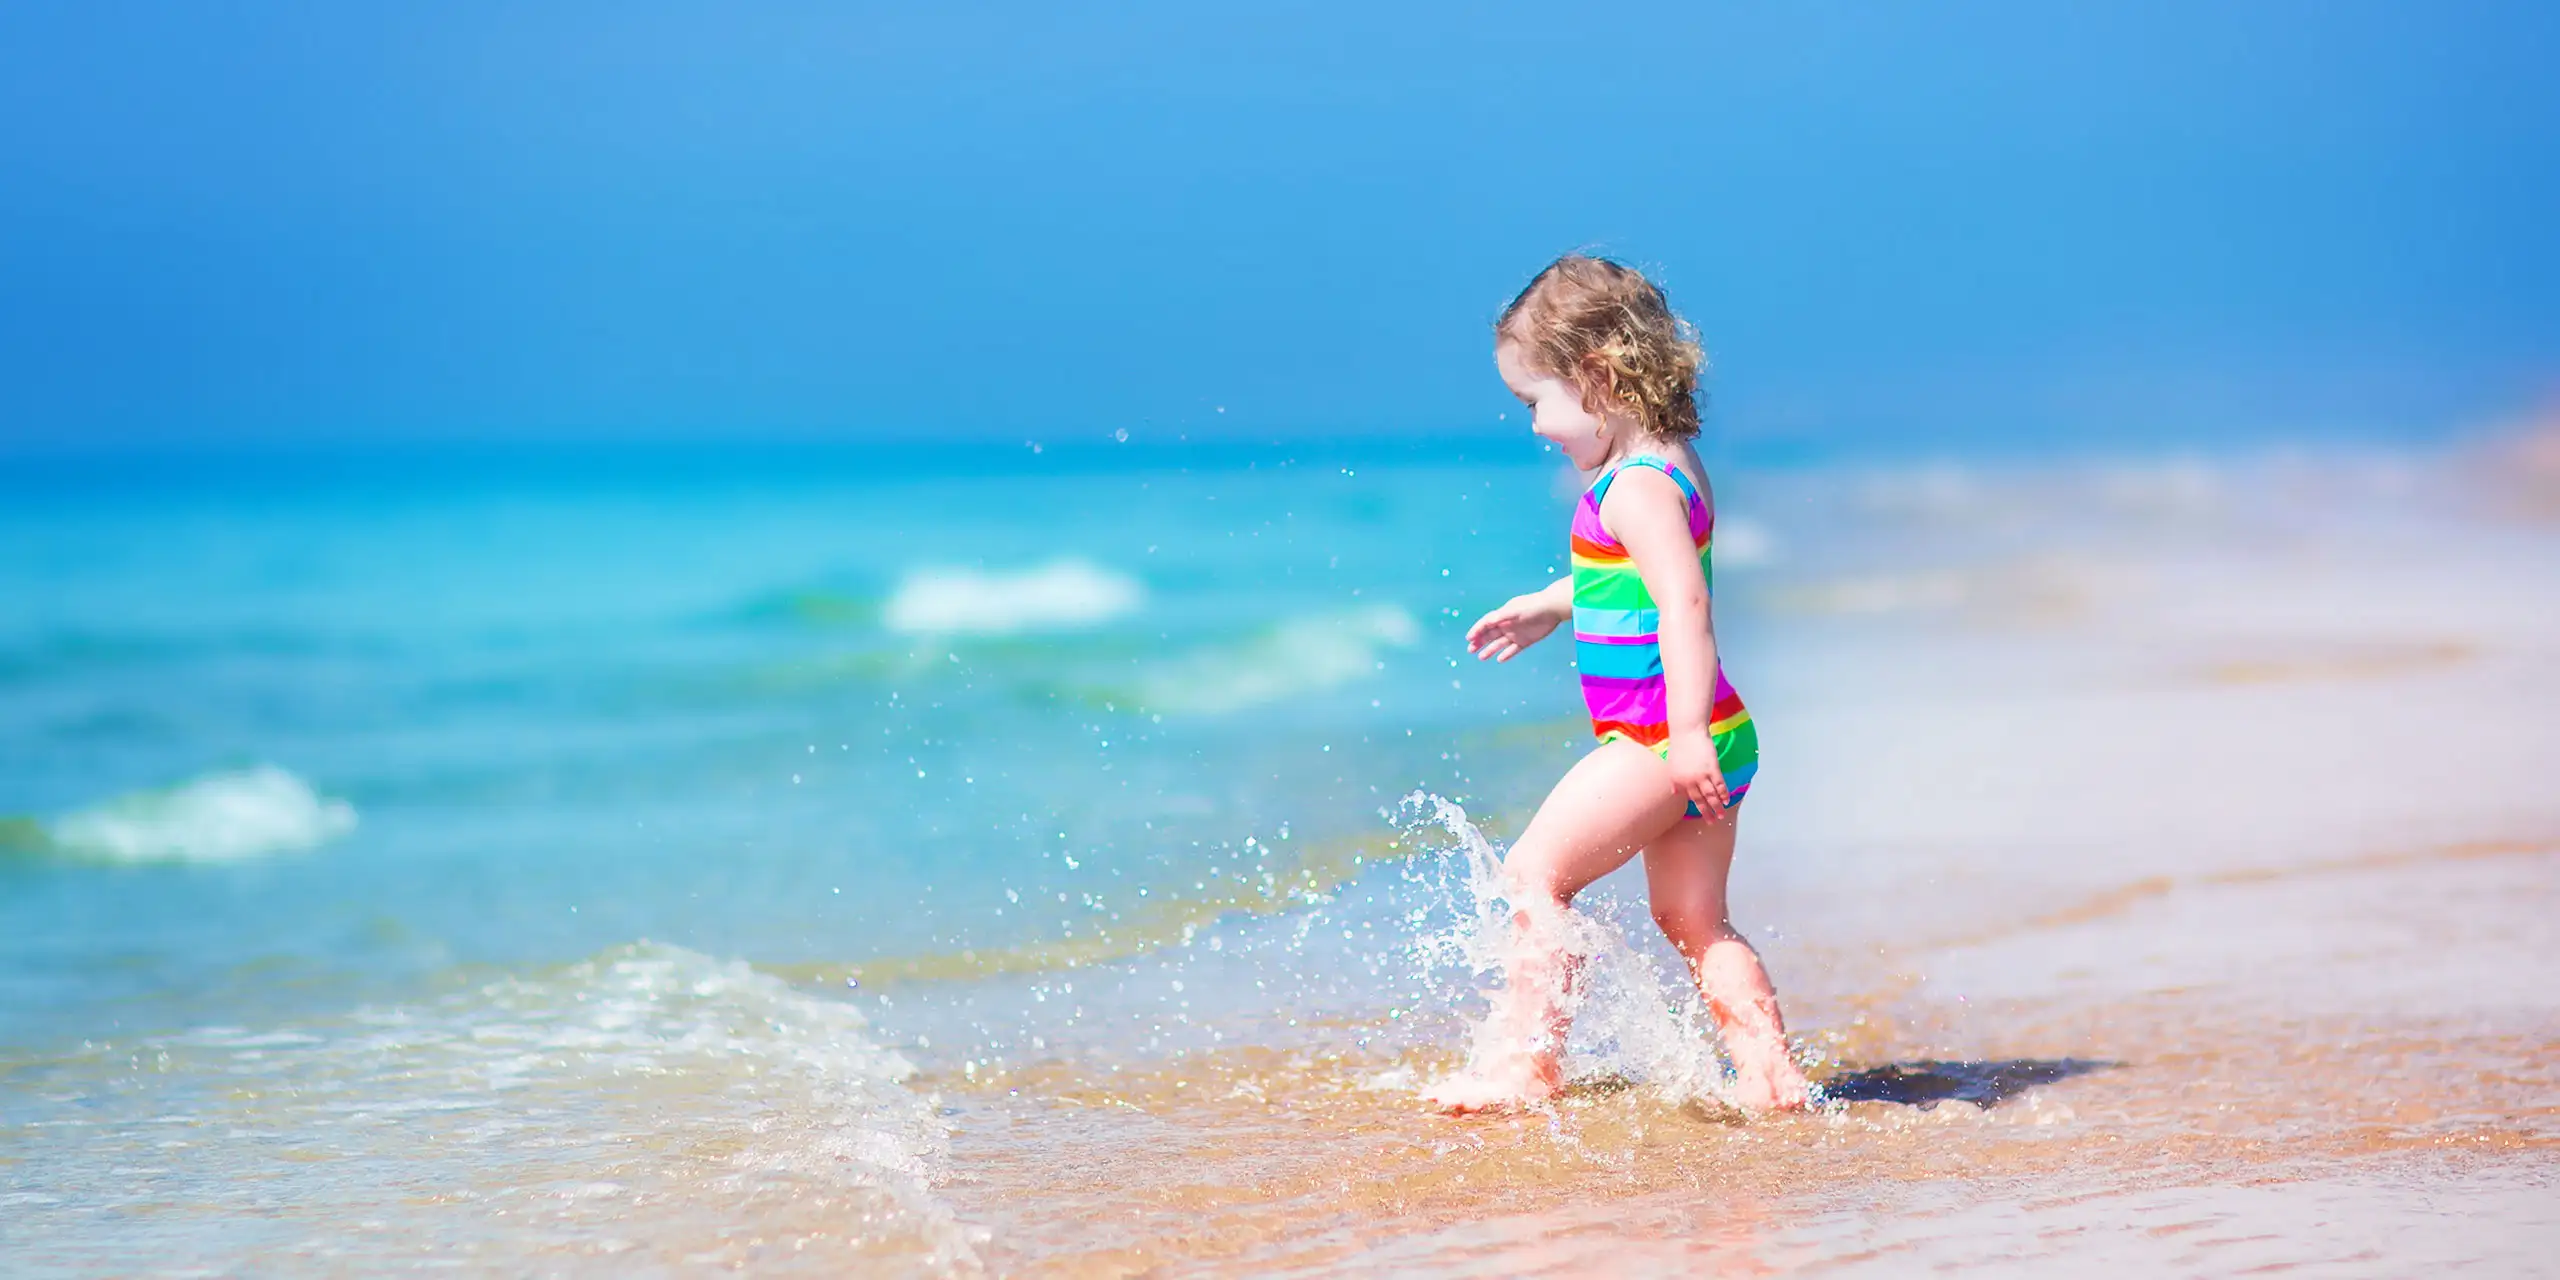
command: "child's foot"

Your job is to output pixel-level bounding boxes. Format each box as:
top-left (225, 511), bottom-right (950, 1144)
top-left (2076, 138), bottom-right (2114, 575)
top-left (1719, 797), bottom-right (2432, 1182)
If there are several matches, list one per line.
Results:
top-left (1424, 1054), bottom-right (1563, 1114)
top-left (1727, 1035), bottom-right (1811, 1112)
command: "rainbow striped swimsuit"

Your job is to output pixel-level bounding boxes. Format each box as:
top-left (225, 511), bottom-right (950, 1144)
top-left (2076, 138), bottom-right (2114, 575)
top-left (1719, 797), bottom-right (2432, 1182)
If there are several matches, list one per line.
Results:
top-left (1571, 455), bottom-right (1759, 815)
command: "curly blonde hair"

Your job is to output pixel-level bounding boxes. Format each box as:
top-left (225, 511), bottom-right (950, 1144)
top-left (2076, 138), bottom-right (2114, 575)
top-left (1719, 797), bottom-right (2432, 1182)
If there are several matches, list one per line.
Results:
top-left (1496, 254), bottom-right (1706, 442)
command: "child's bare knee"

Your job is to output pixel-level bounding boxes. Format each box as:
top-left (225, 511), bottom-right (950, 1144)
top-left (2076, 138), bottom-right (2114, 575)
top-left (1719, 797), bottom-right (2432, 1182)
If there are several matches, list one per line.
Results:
top-left (1503, 866), bottom-right (1576, 911)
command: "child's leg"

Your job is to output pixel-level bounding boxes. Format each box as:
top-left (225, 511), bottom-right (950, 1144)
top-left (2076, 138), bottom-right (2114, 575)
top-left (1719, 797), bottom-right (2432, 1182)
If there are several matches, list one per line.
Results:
top-left (1642, 813), bottom-right (1810, 1111)
top-left (1428, 741), bottom-right (1691, 1112)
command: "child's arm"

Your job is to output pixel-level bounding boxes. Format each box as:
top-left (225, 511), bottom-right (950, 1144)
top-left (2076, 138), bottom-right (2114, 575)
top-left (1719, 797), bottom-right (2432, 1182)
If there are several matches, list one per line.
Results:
top-left (1600, 468), bottom-right (1730, 817)
top-left (1466, 576), bottom-right (1572, 663)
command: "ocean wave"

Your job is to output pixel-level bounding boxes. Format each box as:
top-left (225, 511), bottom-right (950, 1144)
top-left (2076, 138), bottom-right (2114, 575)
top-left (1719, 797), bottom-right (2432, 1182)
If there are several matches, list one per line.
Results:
top-left (37, 765), bottom-right (357, 863)
top-left (884, 558), bottom-right (1144, 635)
top-left (1133, 604), bottom-right (1421, 715)
top-left (4, 942), bottom-right (980, 1272)
top-left (439, 945), bottom-right (957, 1219)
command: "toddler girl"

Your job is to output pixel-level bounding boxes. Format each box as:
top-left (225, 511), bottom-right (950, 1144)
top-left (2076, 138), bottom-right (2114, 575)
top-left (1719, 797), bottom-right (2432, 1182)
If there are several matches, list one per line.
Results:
top-left (1429, 255), bottom-right (1809, 1113)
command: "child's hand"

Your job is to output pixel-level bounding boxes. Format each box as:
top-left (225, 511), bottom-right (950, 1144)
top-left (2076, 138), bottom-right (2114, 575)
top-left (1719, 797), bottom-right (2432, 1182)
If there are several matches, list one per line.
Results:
top-left (1466, 593), bottom-right (1565, 663)
top-left (1666, 728), bottom-right (1731, 819)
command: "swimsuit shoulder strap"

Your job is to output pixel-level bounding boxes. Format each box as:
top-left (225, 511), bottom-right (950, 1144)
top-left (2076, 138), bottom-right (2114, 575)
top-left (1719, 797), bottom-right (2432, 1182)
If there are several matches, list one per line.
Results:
top-left (1587, 454), bottom-right (1703, 509)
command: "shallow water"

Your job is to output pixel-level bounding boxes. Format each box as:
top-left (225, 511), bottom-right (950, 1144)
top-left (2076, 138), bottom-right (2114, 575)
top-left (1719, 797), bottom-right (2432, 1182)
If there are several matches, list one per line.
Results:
top-left (3, 441), bottom-right (2555, 1275)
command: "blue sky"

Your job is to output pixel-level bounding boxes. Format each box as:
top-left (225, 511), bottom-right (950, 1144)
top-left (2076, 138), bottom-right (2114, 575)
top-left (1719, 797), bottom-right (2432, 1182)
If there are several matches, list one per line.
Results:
top-left (2, 2), bottom-right (2554, 455)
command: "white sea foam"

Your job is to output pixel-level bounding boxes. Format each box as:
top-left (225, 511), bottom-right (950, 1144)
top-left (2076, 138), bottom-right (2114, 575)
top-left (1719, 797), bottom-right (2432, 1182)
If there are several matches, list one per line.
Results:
top-left (47, 765), bottom-right (357, 863)
top-left (1402, 793), bottom-right (1736, 1106)
top-left (4, 943), bottom-right (979, 1273)
top-left (884, 558), bottom-right (1144, 635)
top-left (1138, 605), bottom-right (1421, 715)
top-left (414, 945), bottom-right (959, 1226)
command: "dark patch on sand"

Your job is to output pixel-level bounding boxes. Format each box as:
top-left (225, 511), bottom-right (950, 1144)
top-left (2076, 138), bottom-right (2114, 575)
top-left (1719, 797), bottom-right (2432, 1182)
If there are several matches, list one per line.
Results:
top-left (1819, 1057), bottom-right (2114, 1110)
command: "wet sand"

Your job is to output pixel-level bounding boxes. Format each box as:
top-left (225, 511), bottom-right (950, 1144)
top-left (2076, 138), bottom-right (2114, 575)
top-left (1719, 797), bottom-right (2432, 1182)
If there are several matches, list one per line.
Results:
top-left (918, 847), bottom-right (2553, 1275)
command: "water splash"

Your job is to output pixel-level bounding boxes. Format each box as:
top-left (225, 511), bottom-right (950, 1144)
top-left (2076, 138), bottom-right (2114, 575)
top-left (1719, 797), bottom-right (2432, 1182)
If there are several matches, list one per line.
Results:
top-left (1396, 792), bottom-right (1736, 1107)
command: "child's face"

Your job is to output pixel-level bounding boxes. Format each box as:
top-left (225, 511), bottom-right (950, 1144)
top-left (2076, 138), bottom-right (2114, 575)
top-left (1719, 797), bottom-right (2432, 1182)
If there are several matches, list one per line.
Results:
top-left (1497, 339), bottom-right (1610, 469)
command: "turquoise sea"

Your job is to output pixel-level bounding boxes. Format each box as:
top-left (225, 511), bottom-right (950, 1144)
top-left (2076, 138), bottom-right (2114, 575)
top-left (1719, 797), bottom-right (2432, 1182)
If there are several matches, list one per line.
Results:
top-left (0, 441), bottom-right (1651, 1018)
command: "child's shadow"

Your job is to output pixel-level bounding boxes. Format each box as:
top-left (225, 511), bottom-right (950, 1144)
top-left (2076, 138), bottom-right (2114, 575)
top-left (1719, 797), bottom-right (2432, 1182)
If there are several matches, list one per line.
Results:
top-left (1817, 1058), bottom-right (2114, 1110)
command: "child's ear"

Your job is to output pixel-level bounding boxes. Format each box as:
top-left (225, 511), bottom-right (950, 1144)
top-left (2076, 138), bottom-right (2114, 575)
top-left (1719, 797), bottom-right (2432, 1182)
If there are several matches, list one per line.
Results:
top-left (1576, 354), bottom-right (1618, 417)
